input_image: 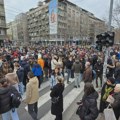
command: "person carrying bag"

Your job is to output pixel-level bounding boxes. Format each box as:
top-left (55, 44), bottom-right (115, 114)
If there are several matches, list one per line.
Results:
top-left (104, 104), bottom-right (116, 120)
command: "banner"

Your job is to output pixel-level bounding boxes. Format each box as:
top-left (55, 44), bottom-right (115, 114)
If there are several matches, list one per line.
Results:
top-left (49, 0), bottom-right (58, 34)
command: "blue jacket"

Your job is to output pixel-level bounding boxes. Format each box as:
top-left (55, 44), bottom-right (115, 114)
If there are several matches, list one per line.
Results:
top-left (32, 64), bottom-right (42, 76)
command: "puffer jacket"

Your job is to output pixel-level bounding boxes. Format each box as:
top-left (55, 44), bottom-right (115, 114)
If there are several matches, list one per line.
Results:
top-left (79, 91), bottom-right (99, 120)
top-left (0, 86), bottom-right (18, 114)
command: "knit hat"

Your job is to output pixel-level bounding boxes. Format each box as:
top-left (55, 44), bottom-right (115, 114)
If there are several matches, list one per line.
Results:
top-left (107, 77), bottom-right (115, 84)
top-left (114, 84), bottom-right (120, 93)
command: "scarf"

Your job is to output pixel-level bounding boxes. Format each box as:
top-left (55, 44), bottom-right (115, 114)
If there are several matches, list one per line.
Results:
top-left (102, 85), bottom-right (114, 101)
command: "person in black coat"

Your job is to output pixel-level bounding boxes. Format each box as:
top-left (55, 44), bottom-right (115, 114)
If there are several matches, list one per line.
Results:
top-left (77, 83), bottom-right (99, 120)
top-left (99, 77), bottom-right (115, 113)
top-left (50, 76), bottom-right (64, 120)
top-left (94, 59), bottom-right (103, 88)
top-left (0, 78), bottom-right (20, 119)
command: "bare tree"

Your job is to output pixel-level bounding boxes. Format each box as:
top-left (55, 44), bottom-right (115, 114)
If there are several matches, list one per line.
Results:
top-left (113, 0), bottom-right (120, 28)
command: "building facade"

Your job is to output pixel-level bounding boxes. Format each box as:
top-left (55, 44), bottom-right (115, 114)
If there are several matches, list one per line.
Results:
top-left (7, 13), bottom-right (28, 45)
top-left (7, 0), bottom-right (106, 44)
top-left (0, 0), bottom-right (6, 44)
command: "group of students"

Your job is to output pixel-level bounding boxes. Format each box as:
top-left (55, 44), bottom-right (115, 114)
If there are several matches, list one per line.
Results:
top-left (0, 45), bottom-right (120, 120)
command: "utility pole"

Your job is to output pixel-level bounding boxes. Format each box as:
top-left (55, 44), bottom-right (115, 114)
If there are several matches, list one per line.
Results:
top-left (108, 0), bottom-right (114, 31)
top-left (103, 0), bottom-right (114, 84)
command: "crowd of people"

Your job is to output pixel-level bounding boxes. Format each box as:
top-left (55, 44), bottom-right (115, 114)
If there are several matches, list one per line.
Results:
top-left (0, 44), bottom-right (120, 120)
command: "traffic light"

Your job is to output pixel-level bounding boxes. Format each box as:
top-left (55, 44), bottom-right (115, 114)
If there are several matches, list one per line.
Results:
top-left (96, 32), bottom-right (115, 47)
top-left (106, 32), bottom-right (115, 46)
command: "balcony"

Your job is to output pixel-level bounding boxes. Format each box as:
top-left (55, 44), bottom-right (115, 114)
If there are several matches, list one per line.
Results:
top-left (0, 23), bottom-right (6, 28)
top-left (0, 11), bottom-right (5, 16)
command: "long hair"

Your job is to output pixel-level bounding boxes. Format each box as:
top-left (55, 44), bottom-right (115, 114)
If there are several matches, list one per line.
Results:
top-left (84, 83), bottom-right (95, 96)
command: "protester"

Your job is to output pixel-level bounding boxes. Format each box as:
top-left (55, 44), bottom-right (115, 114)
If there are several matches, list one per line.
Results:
top-left (24, 71), bottom-right (39, 120)
top-left (0, 78), bottom-right (20, 120)
top-left (50, 76), bottom-right (64, 120)
top-left (77, 83), bottom-right (99, 120)
top-left (94, 59), bottom-right (103, 87)
top-left (32, 61), bottom-right (43, 88)
top-left (72, 59), bottom-right (82, 88)
top-left (82, 62), bottom-right (93, 83)
top-left (66, 56), bottom-right (73, 84)
top-left (99, 77), bottom-right (115, 113)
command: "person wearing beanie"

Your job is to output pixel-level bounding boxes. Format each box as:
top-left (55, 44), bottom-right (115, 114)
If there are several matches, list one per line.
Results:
top-left (99, 77), bottom-right (116, 113)
top-left (110, 84), bottom-right (120, 120)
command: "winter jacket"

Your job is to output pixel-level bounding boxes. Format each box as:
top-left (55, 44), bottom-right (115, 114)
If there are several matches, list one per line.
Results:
top-left (20, 60), bottom-right (30, 76)
top-left (0, 86), bottom-right (19, 114)
top-left (65, 60), bottom-right (73, 70)
top-left (51, 59), bottom-right (59, 70)
top-left (38, 58), bottom-right (44, 70)
top-left (25, 77), bottom-right (39, 104)
top-left (50, 83), bottom-right (64, 115)
top-left (32, 64), bottom-right (43, 77)
top-left (94, 62), bottom-right (103, 75)
top-left (79, 91), bottom-right (99, 120)
top-left (72, 60), bottom-right (81, 73)
top-left (112, 92), bottom-right (120, 120)
top-left (16, 67), bottom-right (24, 83)
top-left (83, 67), bottom-right (93, 83)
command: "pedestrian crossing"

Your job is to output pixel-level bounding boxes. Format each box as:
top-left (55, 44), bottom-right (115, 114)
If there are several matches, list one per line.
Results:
top-left (19, 78), bottom-right (84, 120)
top-left (41, 82), bottom-right (84, 120)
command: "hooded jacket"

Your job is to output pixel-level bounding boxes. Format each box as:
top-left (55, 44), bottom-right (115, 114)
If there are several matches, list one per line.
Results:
top-left (72, 60), bottom-right (82, 73)
top-left (25, 77), bottom-right (39, 104)
top-left (79, 91), bottom-right (99, 120)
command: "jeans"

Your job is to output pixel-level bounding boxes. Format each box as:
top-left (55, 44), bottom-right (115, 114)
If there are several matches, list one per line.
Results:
top-left (74, 73), bottom-right (80, 87)
top-left (67, 69), bottom-right (71, 83)
top-left (2, 109), bottom-right (19, 120)
top-left (80, 73), bottom-right (83, 81)
top-left (18, 82), bottom-right (24, 95)
top-left (28, 102), bottom-right (38, 120)
top-left (50, 75), bottom-right (56, 89)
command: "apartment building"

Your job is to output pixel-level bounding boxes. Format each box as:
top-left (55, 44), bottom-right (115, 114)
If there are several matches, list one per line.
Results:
top-left (7, 0), bottom-right (106, 44)
top-left (0, 0), bottom-right (6, 44)
top-left (7, 13), bottom-right (28, 45)
top-left (27, 2), bottom-right (49, 42)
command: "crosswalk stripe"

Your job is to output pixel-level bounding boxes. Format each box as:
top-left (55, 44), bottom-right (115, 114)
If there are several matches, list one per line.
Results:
top-left (25, 78), bottom-right (75, 111)
top-left (40, 82), bottom-right (84, 120)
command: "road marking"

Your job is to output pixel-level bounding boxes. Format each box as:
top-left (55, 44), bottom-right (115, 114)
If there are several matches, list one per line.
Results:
top-left (40, 82), bottom-right (84, 120)
top-left (25, 78), bottom-right (75, 111)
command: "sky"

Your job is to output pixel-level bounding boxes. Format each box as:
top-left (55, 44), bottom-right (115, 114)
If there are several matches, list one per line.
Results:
top-left (4, 0), bottom-right (112, 23)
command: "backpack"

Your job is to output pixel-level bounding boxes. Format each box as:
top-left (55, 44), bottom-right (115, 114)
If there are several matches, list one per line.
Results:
top-left (10, 87), bottom-right (22, 109)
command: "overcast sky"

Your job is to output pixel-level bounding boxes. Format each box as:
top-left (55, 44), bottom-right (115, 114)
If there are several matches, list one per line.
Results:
top-left (4, 0), bottom-right (112, 23)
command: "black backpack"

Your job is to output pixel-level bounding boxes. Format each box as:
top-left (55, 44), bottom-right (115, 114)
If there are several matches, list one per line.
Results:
top-left (10, 87), bottom-right (22, 109)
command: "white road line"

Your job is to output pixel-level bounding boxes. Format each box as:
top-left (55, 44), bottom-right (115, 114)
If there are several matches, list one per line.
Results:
top-left (25, 78), bottom-right (75, 111)
top-left (40, 82), bottom-right (84, 120)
